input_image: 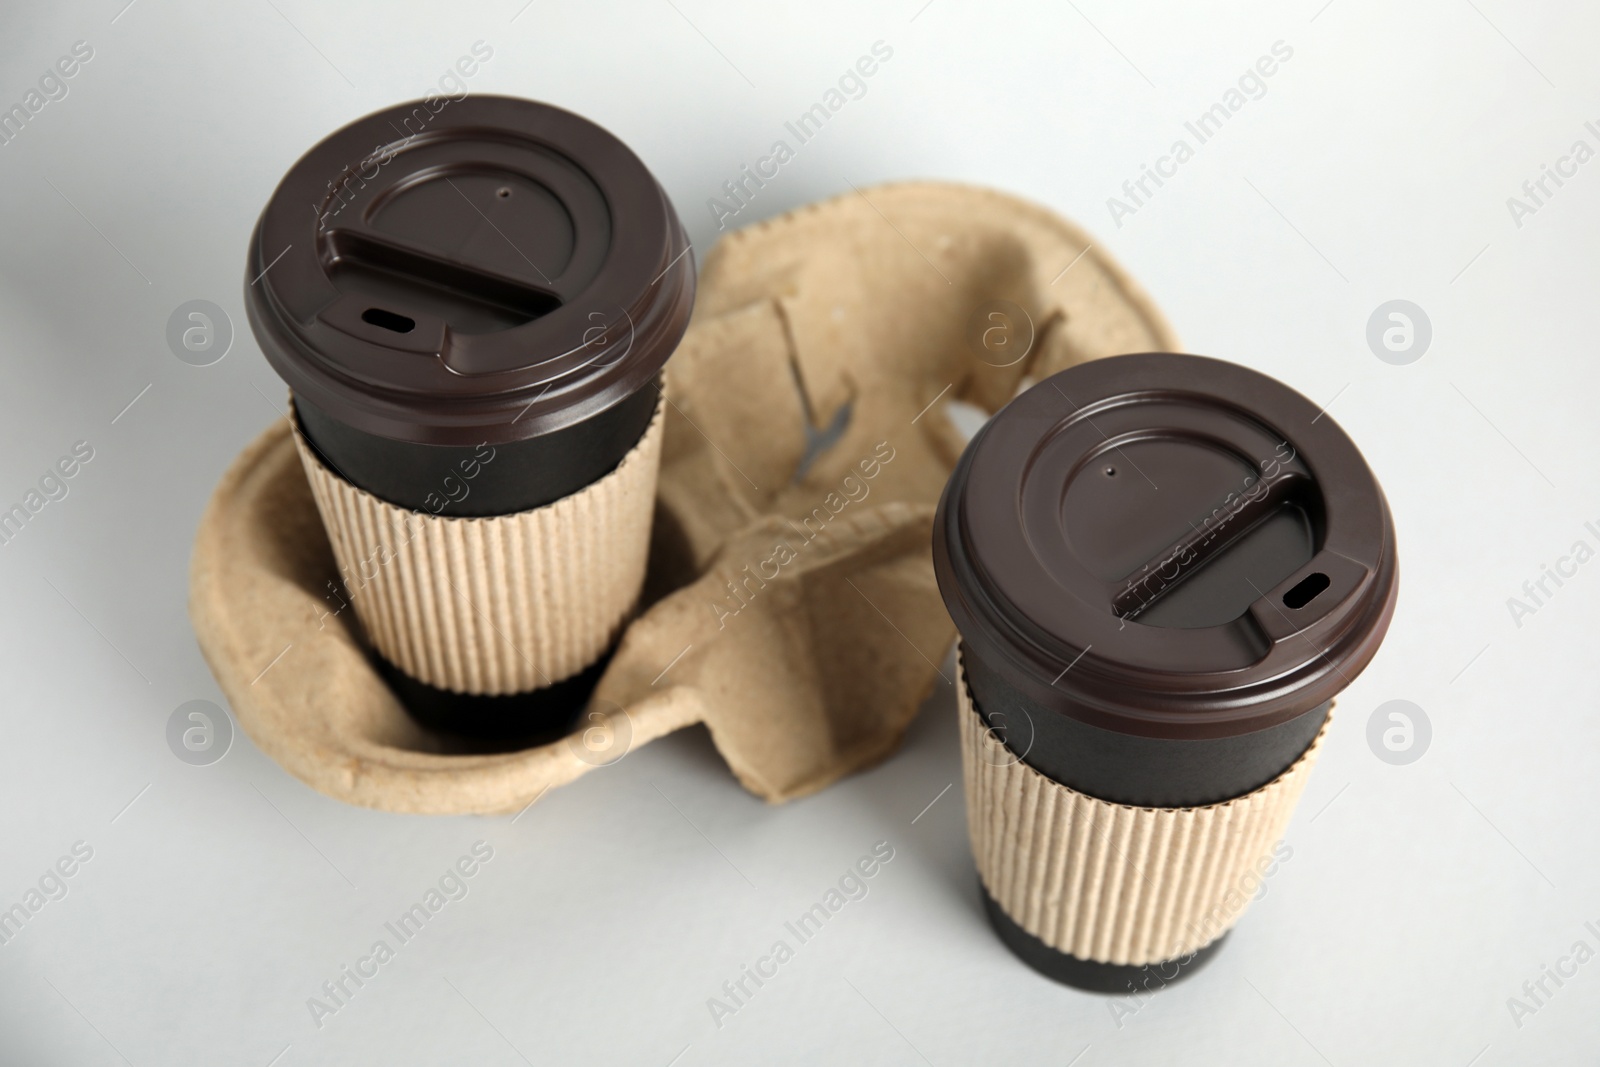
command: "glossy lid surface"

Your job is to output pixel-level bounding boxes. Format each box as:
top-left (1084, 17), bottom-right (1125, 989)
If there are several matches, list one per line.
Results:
top-left (933, 353), bottom-right (1398, 739)
top-left (245, 96), bottom-right (694, 446)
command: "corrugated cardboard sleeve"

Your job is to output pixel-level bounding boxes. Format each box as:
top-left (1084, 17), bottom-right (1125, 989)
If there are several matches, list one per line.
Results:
top-left (958, 653), bottom-right (1326, 965)
top-left (291, 397), bottom-right (664, 695)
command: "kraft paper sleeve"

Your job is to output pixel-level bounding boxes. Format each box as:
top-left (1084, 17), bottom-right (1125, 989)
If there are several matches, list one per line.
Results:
top-left (958, 652), bottom-right (1326, 966)
top-left (292, 397), bottom-right (664, 695)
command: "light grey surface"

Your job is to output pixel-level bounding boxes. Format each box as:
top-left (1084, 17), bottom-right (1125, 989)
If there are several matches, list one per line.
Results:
top-left (2, 1), bottom-right (1597, 1064)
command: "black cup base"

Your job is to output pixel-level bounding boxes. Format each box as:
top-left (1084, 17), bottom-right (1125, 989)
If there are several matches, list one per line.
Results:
top-left (980, 882), bottom-right (1226, 993)
top-left (374, 652), bottom-right (610, 752)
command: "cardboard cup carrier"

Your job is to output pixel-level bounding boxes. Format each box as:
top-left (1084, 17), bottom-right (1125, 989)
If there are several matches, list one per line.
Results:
top-left (933, 353), bottom-right (1398, 990)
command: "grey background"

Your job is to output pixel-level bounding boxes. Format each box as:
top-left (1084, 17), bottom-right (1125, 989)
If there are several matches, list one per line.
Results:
top-left (2, 1), bottom-right (1597, 1064)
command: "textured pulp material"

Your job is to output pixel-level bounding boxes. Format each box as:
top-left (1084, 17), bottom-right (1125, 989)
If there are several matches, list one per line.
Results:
top-left (188, 180), bottom-right (1178, 813)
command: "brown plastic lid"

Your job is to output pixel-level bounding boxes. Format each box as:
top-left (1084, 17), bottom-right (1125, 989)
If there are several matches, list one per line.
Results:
top-left (245, 96), bottom-right (694, 446)
top-left (933, 353), bottom-right (1399, 740)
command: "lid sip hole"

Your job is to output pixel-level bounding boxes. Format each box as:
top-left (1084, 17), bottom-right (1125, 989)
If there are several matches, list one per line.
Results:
top-left (1282, 571), bottom-right (1331, 609)
top-left (1104, 466), bottom-right (1116, 477)
top-left (362, 307), bottom-right (416, 334)
top-left (496, 187), bottom-right (511, 198)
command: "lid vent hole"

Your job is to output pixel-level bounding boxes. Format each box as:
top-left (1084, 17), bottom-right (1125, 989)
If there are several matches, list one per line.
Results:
top-left (362, 307), bottom-right (416, 334)
top-left (1283, 571), bottom-right (1330, 609)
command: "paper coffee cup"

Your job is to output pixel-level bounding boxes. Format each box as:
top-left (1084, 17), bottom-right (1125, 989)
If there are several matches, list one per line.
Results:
top-left (244, 97), bottom-right (694, 741)
top-left (933, 353), bottom-right (1398, 990)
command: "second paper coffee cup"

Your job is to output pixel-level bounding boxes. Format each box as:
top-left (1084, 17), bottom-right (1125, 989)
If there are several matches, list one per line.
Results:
top-left (245, 96), bottom-right (695, 741)
top-left (933, 352), bottom-right (1398, 991)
